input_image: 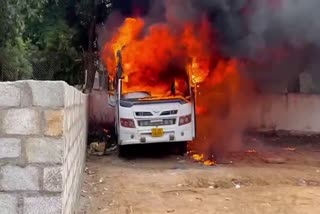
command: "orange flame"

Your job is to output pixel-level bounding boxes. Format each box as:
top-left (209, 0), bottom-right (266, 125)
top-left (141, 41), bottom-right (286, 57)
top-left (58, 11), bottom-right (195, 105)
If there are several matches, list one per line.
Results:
top-left (102, 17), bottom-right (220, 97)
top-left (191, 153), bottom-right (216, 166)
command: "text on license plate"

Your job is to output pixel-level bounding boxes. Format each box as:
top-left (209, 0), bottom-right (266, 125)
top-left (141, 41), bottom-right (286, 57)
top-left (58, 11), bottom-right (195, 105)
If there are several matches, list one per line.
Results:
top-left (151, 128), bottom-right (164, 137)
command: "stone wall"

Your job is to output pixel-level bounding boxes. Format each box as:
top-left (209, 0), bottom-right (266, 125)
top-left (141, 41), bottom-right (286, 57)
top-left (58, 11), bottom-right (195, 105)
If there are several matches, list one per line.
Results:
top-left (0, 81), bottom-right (88, 214)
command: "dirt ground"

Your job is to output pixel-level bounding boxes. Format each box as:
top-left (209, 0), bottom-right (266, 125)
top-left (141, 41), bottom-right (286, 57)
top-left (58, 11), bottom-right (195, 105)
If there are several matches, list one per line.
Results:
top-left (78, 135), bottom-right (320, 214)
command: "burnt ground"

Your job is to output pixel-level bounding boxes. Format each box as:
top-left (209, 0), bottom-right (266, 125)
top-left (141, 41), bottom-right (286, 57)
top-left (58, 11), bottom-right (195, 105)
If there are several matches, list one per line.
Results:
top-left (78, 135), bottom-right (320, 214)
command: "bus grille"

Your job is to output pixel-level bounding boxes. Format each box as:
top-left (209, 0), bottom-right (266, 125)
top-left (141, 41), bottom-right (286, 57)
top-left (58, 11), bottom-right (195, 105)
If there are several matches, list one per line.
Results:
top-left (135, 112), bottom-right (153, 116)
top-left (138, 119), bottom-right (176, 126)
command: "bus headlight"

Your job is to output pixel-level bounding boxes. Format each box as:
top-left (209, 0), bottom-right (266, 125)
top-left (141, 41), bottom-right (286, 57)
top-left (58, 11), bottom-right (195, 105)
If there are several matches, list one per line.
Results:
top-left (120, 118), bottom-right (136, 128)
top-left (179, 114), bottom-right (192, 126)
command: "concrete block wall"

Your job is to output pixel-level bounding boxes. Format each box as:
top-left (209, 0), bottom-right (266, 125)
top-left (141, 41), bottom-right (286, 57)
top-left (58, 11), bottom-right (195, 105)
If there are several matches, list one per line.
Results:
top-left (0, 81), bottom-right (88, 214)
top-left (249, 94), bottom-right (320, 133)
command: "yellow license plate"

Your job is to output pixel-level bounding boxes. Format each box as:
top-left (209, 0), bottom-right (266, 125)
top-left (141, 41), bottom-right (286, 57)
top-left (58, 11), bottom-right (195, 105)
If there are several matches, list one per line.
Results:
top-left (151, 128), bottom-right (164, 137)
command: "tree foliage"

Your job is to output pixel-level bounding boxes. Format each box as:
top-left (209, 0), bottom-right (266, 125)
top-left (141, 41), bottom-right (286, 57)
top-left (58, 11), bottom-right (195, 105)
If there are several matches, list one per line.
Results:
top-left (26, 0), bottom-right (82, 83)
top-left (0, 0), bottom-right (48, 80)
top-left (0, 0), bottom-right (111, 84)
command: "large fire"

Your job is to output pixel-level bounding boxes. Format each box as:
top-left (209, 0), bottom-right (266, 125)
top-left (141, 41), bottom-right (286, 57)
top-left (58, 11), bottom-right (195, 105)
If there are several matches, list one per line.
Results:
top-left (102, 17), bottom-right (225, 96)
top-left (102, 15), bottom-right (254, 165)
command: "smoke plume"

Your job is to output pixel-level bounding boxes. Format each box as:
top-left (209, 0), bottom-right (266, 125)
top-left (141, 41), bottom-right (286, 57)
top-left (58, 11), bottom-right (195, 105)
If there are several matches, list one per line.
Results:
top-left (99, 0), bottom-right (320, 57)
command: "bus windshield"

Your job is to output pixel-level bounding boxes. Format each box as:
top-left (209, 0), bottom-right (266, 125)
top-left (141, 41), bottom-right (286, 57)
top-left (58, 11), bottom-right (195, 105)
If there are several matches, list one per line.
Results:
top-left (120, 78), bottom-right (191, 100)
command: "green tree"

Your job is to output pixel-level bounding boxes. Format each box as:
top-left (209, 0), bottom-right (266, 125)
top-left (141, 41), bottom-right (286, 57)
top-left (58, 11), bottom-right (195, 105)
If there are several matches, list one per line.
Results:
top-left (0, 0), bottom-right (111, 85)
top-left (26, 0), bottom-right (82, 84)
top-left (75, 0), bottom-right (112, 91)
top-left (0, 0), bottom-right (47, 80)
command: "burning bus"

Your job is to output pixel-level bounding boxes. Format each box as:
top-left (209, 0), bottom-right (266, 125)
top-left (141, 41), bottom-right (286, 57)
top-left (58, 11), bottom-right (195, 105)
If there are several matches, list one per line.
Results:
top-left (108, 50), bottom-right (197, 154)
top-left (102, 17), bottom-right (222, 156)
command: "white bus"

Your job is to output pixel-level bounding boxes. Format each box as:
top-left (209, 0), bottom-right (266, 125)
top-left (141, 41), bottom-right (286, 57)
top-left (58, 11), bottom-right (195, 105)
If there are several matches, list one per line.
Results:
top-left (108, 51), bottom-right (197, 155)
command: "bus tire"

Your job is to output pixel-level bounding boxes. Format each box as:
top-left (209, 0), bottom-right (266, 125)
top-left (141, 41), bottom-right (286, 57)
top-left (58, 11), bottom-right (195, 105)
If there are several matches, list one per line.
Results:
top-left (118, 145), bottom-right (128, 157)
top-left (176, 141), bottom-right (188, 156)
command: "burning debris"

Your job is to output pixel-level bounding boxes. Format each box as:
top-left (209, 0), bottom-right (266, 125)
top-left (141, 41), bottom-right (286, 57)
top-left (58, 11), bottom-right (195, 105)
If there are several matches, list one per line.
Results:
top-left (189, 152), bottom-right (216, 166)
top-left (203, 160), bottom-right (216, 166)
top-left (191, 153), bottom-right (204, 162)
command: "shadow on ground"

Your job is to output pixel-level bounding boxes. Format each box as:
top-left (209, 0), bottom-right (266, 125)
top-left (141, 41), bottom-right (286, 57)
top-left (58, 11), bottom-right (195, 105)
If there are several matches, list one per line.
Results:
top-left (117, 142), bottom-right (187, 160)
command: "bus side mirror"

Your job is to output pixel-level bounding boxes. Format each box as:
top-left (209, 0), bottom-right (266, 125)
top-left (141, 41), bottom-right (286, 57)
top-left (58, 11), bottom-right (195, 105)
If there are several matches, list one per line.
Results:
top-left (107, 92), bottom-right (116, 107)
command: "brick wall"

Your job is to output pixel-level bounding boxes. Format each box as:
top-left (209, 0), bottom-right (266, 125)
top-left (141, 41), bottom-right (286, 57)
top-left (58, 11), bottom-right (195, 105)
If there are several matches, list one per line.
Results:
top-left (0, 81), bottom-right (88, 214)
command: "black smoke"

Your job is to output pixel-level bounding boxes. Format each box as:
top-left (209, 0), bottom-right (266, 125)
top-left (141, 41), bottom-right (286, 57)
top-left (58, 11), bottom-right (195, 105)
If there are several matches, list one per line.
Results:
top-left (112, 0), bottom-right (150, 16)
top-left (106, 1), bottom-right (309, 54)
top-left (100, 0), bottom-right (320, 93)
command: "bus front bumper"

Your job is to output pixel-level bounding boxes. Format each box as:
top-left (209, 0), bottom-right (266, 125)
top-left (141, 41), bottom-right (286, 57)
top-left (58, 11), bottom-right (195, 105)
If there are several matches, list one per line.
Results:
top-left (118, 125), bottom-right (193, 145)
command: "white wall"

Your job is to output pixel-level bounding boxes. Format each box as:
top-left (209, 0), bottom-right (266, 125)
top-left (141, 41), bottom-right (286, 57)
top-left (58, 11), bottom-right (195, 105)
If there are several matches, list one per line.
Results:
top-left (249, 94), bottom-right (320, 133)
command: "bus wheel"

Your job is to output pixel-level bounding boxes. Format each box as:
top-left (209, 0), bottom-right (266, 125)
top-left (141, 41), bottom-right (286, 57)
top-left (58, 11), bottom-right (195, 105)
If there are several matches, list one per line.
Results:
top-left (118, 145), bottom-right (129, 157)
top-left (175, 142), bottom-right (188, 156)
